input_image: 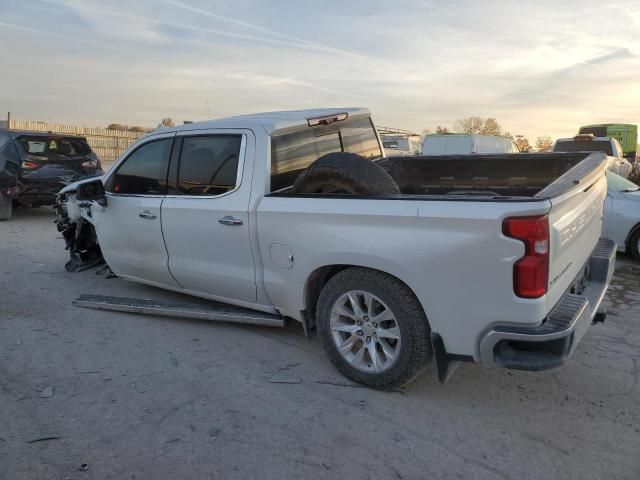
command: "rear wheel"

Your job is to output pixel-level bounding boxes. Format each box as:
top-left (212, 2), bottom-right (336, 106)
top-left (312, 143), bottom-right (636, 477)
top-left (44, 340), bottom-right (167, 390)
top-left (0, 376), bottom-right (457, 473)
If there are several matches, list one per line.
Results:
top-left (316, 268), bottom-right (432, 389)
top-left (629, 229), bottom-right (640, 260)
top-left (0, 191), bottom-right (13, 220)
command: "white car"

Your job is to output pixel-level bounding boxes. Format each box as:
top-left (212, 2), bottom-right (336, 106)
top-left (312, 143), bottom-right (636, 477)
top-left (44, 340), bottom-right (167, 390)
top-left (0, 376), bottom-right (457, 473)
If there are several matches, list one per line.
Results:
top-left (604, 172), bottom-right (640, 259)
top-left (381, 136), bottom-right (420, 157)
top-left (421, 134), bottom-right (519, 155)
top-left (55, 108), bottom-right (615, 389)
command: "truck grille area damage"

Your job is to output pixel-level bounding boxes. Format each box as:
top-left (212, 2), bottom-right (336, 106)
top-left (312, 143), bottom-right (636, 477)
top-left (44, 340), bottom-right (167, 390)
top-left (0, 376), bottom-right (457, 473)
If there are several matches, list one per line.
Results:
top-left (54, 196), bottom-right (104, 272)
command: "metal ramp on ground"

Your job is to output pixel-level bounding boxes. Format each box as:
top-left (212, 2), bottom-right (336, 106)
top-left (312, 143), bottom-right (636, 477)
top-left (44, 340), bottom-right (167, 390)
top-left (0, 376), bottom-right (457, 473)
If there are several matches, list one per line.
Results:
top-left (73, 294), bottom-right (285, 328)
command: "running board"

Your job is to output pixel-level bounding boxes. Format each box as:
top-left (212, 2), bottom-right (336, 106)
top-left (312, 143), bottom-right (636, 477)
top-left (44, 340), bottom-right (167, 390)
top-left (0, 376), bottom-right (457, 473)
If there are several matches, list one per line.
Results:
top-left (73, 294), bottom-right (285, 328)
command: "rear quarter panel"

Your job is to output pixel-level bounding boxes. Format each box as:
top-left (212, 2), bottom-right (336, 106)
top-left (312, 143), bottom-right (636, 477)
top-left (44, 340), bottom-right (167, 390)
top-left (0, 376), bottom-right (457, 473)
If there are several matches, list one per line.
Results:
top-left (257, 196), bottom-right (552, 358)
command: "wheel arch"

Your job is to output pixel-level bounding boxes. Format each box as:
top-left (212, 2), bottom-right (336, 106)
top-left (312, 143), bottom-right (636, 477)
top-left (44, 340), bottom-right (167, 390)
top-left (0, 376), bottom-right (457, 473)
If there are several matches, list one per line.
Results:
top-left (303, 264), bottom-right (430, 328)
top-left (625, 221), bottom-right (640, 247)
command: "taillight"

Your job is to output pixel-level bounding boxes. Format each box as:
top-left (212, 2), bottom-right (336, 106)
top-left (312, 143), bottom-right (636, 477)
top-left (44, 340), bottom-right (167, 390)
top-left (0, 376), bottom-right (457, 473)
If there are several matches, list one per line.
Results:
top-left (21, 160), bottom-right (40, 170)
top-left (81, 160), bottom-right (98, 169)
top-left (502, 215), bottom-right (550, 298)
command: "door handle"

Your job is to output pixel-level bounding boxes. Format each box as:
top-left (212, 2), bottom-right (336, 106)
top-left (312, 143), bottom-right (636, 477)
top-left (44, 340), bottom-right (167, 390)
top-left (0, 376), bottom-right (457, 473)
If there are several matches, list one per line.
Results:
top-left (138, 211), bottom-right (157, 220)
top-left (218, 216), bottom-right (243, 226)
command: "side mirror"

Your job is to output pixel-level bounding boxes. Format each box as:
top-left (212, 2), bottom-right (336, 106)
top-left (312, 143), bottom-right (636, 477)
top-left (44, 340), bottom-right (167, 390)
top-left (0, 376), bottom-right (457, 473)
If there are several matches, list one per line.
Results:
top-left (77, 180), bottom-right (107, 207)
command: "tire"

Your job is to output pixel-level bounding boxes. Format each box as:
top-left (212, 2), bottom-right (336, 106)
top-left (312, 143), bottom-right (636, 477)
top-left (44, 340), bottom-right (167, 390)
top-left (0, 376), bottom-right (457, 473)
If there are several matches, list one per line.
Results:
top-left (291, 152), bottom-right (400, 195)
top-left (0, 191), bottom-right (13, 220)
top-left (629, 228), bottom-right (640, 261)
top-left (316, 268), bottom-right (432, 390)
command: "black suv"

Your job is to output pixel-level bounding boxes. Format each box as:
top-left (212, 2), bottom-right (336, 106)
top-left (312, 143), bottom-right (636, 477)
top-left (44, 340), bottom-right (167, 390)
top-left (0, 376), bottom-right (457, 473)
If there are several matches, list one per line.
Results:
top-left (0, 130), bottom-right (103, 219)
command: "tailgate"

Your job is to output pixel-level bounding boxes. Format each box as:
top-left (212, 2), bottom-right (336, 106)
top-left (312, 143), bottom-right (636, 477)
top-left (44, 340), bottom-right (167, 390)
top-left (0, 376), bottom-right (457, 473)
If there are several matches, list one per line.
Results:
top-left (544, 153), bottom-right (608, 310)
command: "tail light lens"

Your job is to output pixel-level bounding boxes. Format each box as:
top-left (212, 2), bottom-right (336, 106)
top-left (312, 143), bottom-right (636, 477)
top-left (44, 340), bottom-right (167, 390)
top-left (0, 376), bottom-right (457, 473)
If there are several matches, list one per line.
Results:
top-left (21, 160), bottom-right (40, 170)
top-left (81, 160), bottom-right (98, 169)
top-left (503, 215), bottom-right (550, 298)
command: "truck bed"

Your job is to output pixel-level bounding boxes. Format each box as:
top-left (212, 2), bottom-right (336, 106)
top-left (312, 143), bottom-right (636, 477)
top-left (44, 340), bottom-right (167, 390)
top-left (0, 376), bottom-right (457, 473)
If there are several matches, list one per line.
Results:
top-left (259, 149), bottom-right (608, 357)
top-left (378, 152), bottom-right (593, 198)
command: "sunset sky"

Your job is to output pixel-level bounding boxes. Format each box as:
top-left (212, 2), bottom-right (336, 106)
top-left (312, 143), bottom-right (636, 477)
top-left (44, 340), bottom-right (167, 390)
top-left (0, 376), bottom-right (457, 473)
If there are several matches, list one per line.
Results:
top-left (0, 0), bottom-right (638, 141)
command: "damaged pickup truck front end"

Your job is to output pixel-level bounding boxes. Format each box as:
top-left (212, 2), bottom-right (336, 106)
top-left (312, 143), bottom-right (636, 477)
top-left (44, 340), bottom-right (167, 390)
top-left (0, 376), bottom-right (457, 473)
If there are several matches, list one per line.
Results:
top-left (55, 177), bottom-right (105, 272)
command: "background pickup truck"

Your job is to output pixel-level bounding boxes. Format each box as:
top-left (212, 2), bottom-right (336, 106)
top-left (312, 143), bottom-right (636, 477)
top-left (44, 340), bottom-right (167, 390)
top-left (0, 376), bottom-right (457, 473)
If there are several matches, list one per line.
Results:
top-left (56, 108), bottom-right (615, 389)
top-left (553, 134), bottom-right (632, 178)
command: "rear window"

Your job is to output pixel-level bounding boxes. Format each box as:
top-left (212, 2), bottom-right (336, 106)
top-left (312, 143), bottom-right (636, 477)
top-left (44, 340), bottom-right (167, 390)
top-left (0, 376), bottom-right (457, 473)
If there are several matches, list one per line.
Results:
top-left (553, 140), bottom-right (613, 156)
top-left (270, 117), bottom-right (382, 192)
top-left (177, 135), bottom-right (241, 196)
top-left (19, 136), bottom-right (92, 156)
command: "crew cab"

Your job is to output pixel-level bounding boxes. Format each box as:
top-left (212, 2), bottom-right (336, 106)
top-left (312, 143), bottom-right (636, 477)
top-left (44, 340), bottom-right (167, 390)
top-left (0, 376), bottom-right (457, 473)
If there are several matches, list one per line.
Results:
top-left (553, 134), bottom-right (632, 178)
top-left (56, 108), bottom-right (615, 389)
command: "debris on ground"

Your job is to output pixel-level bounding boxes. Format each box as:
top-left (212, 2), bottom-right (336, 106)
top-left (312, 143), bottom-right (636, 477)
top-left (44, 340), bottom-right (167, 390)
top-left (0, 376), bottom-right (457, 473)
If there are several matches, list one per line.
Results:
top-left (95, 264), bottom-right (116, 278)
top-left (64, 253), bottom-right (104, 273)
top-left (39, 386), bottom-right (54, 398)
top-left (268, 372), bottom-right (302, 384)
top-left (315, 380), bottom-right (364, 389)
top-left (25, 436), bottom-right (61, 444)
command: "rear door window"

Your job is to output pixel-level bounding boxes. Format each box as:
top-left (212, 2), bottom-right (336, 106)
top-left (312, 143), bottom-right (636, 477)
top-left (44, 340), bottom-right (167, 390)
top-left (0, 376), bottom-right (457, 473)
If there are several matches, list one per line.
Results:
top-left (106, 138), bottom-right (172, 195)
top-left (176, 135), bottom-right (242, 196)
top-left (270, 117), bottom-right (381, 191)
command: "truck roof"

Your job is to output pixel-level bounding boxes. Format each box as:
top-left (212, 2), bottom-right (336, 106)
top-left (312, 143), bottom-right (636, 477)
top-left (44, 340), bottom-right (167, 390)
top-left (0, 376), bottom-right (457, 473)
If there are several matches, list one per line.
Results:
top-left (555, 136), bottom-right (613, 143)
top-left (166, 108), bottom-right (370, 136)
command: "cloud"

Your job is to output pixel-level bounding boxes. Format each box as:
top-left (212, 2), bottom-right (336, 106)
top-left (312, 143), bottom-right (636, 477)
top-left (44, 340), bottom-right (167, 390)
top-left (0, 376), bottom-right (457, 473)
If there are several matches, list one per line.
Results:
top-left (0, 0), bottom-right (638, 142)
top-left (581, 48), bottom-right (636, 65)
top-left (161, 0), bottom-right (366, 60)
top-left (225, 72), bottom-right (365, 97)
top-left (0, 20), bottom-right (116, 49)
top-left (40, 0), bottom-right (327, 49)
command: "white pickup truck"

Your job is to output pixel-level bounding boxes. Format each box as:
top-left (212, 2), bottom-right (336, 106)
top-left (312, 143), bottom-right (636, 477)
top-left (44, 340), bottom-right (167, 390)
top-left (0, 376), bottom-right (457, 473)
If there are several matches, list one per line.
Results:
top-left (56, 108), bottom-right (615, 389)
top-left (553, 134), bottom-right (632, 178)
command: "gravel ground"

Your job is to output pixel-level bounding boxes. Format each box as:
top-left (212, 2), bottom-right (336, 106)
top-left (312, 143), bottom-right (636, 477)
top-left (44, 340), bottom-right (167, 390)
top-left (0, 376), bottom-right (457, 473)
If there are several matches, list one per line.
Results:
top-left (1, 207), bottom-right (639, 480)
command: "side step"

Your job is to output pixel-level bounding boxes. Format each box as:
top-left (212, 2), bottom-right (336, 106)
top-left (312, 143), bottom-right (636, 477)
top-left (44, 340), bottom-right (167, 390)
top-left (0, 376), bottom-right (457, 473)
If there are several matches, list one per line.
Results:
top-left (73, 294), bottom-right (285, 328)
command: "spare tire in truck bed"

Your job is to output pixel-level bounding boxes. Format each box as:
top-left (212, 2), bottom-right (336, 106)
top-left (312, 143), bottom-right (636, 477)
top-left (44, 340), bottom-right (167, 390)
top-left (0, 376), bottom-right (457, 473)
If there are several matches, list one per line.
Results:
top-left (291, 152), bottom-right (400, 195)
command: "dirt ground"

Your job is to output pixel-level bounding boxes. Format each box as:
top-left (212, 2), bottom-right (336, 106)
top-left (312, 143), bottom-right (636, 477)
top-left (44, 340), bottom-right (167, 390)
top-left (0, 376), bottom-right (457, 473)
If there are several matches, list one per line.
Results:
top-left (1, 207), bottom-right (639, 480)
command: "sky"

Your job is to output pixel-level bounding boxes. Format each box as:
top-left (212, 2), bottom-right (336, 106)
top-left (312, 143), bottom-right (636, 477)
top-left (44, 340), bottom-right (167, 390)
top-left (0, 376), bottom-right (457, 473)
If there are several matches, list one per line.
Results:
top-left (0, 0), bottom-right (638, 141)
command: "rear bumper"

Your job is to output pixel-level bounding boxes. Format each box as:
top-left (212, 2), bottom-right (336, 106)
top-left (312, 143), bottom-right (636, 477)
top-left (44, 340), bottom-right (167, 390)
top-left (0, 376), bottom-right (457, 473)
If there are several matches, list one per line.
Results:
top-left (479, 238), bottom-right (616, 371)
top-left (15, 170), bottom-right (104, 205)
top-left (16, 183), bottom-right (64, 204)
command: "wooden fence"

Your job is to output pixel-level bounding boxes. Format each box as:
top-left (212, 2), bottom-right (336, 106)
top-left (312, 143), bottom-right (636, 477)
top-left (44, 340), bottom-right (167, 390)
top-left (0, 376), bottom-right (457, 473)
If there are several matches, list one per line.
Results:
top-left (5, 119), bottom-right (151, 162)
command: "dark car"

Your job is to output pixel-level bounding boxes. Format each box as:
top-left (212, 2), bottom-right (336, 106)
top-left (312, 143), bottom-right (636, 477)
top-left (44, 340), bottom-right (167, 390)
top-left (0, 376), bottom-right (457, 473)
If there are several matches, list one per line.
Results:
top-left (0, 130), bottom-right (103, 219)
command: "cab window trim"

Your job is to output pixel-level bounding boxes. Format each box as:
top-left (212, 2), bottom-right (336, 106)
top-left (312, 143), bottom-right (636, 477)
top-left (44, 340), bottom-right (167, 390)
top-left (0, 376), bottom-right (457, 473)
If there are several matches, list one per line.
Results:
top-left (164, 133), bottom-right (246, 199)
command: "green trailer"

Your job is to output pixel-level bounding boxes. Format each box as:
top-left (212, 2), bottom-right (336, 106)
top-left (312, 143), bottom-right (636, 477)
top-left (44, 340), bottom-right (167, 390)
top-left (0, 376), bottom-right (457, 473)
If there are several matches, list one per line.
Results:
top-left (579, 124), bottom-right (637, 161)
